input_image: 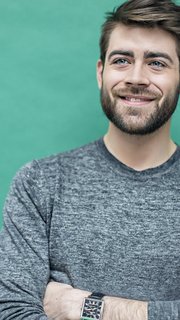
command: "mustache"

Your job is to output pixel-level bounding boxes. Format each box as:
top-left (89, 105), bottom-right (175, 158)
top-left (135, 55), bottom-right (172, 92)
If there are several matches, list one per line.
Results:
top-left (112, 86), bottom-right (161, 99)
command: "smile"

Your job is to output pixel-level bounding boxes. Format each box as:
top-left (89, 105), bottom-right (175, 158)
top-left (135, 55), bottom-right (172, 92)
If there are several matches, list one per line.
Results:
top-left (121, 96), bottom-right (155, 102)
top-left (119, 95), bottom-right (155, 106)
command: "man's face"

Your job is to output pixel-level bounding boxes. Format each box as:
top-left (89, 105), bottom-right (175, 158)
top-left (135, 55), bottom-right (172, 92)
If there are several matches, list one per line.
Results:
top-left (97, 24), bottom-right (180, 135)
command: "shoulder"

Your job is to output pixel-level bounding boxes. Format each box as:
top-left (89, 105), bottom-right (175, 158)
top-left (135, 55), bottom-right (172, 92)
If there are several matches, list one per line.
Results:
top-left (37, 138), bottom-right (102, 172)
top-left (13, 138), bottom-right (102, 186)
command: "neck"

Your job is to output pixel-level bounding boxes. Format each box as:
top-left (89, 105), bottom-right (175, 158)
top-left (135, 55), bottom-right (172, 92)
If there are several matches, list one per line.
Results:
top-left (104, 122), bottom-right (177, 171)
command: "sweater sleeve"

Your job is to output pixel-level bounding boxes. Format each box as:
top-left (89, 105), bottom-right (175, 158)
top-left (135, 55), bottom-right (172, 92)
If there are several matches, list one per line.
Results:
top-left (148, 300), bottom-right (180, 319)
top-left (0, 161), bottom-right (52, 319)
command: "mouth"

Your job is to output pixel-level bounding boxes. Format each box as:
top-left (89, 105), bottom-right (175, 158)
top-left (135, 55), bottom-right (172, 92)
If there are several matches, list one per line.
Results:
top-left (119, 95), bottom-right (155, 106)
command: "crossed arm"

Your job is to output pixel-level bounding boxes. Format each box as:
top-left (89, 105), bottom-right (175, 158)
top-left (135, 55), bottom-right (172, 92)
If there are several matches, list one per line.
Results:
top-left (43, 282), bottom-right (148, 320)
top-left (0, 163), bottom-right (147, 320)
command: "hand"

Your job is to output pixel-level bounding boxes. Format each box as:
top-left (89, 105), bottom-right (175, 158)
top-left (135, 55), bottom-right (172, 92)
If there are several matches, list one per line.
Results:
top-left (43, 282), bottom-right (91, 320)
top-left (43, 282), bottom-right (147, 320)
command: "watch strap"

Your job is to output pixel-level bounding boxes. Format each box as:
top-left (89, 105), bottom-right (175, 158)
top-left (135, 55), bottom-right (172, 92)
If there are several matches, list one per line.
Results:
top-left (89, 292), bottom-right (105, 300)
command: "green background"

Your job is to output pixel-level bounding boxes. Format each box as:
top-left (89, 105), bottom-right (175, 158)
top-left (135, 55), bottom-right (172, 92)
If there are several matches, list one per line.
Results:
top-left (0, 0), bottom-right (180, 228)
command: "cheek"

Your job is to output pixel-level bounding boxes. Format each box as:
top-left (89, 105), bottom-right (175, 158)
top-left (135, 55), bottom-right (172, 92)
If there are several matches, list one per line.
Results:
top-left (103, 70), bottom-right (125, 89)
top-left (147, 78), bottom-right (170, 98)
top-left (151, 72), bottom-right (180, 96)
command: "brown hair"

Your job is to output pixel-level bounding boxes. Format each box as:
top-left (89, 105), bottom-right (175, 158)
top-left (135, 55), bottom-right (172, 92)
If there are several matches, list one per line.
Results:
top-left (100, 0), bottom-right (180, 64)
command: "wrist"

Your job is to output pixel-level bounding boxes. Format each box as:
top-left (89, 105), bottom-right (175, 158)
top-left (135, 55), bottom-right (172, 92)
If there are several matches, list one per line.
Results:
top-left (103, 296), bottom-right (148, 320)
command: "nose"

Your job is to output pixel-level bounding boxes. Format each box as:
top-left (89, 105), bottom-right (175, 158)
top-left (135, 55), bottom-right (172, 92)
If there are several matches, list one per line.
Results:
top-left (124, 63), bottom-right (150, 87)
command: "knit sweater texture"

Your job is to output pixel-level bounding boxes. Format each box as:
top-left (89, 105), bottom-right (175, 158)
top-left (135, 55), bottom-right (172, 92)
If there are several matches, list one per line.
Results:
top-left (0, 138), bottom-right (180, 319)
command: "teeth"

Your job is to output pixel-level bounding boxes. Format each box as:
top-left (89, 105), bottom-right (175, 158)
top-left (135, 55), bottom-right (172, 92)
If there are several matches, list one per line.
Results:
top-left (125, 97), bottom-right (143, 102)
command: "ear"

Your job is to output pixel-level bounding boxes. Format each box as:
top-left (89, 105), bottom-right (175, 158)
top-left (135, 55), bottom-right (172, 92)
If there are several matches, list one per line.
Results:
top-left (96, 59), bottom-right (103, 89)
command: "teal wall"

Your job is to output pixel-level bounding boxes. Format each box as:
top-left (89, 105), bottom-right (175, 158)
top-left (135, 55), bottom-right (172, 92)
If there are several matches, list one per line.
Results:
top-left (0, 0), bottom-right (180, 228)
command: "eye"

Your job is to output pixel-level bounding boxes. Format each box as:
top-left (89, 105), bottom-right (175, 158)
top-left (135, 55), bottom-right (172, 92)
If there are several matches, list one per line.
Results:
top-left (149, 60), bottom-right (166, 69)
top-left (113, 58), bottom-right (130, 65)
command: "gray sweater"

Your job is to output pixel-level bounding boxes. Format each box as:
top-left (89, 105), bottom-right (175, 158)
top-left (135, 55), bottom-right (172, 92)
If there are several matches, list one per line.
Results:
top-left (0, 138), bottom-right (180, 319)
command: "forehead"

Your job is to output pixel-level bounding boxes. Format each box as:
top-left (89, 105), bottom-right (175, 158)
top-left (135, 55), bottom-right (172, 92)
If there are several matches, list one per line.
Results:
top-left (107, 24), bottom-right (178, 59)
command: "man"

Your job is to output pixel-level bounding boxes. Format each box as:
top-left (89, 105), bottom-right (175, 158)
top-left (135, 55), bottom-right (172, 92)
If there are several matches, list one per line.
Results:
top-left (0, 0), bottom-right (179, 319)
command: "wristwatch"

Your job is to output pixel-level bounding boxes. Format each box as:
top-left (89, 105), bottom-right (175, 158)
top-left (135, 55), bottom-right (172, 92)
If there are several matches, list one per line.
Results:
top-left (80, 292), bottom-right (105, 320)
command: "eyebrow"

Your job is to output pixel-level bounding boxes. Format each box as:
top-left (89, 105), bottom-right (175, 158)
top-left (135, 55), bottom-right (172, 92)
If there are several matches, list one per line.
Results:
top-left (144, 51), bottom-right (173, 64)
top-left (108, 50), bottom-right (134, 61)
top-left (107, 50), bottom-right (174, 64)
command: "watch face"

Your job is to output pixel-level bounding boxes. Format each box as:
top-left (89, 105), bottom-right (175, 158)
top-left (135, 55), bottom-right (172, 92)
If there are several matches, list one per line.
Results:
top-left (81, 298), bottom-right (104, 320)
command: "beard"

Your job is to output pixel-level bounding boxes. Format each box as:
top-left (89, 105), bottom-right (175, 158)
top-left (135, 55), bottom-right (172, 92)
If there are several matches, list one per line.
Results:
top-left (100, 84), bottom-right (179, 135)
